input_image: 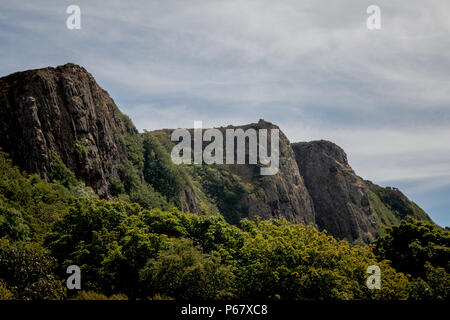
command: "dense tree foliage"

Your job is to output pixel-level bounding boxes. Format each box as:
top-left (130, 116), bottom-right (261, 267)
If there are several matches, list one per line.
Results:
top-left (233, 219), bottom-right (410, 300)
top-left (140, 239), bottom-right (235, 299)
top-left (142, 133), bottom-right (188, 205)
top-left (112, 134), bottom-right (169, 210)
top-left (0, 238), bottom-right (65, 299)
top-left (0, 149), bottom-right (448, 300)
top-left (374, 218), bottom-right (450, 299)
top-left (0, 150), bottom-right (80, 242)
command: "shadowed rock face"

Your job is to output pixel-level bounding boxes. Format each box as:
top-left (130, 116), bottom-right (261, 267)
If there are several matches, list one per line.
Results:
top-left (292, 140), bottom-right (379, 241)
top-left (0, 63), bottom-right (136, 197)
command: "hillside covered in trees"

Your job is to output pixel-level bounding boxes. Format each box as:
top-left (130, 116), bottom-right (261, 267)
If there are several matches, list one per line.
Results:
top-left (0, 147), bottom-right (449, 300)
top-left (0, 64), bottom-right (448, 300)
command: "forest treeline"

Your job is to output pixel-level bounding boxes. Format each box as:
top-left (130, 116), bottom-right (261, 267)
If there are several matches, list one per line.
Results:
top-left (0, 149), bottom-right (448, 300)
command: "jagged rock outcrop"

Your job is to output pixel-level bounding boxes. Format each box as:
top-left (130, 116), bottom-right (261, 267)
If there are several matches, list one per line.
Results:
top-left (218, 120), bottom-right (316, 225)
top-left (292, 140), bottom-right (379, 241)
top-left (0, 63), bottom-right (136, 197)
top-left (152, 120), bottom-right (316, 225)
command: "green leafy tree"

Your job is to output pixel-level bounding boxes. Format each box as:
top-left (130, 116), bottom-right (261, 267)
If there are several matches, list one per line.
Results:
top-left (0, 238), bottom-right (65, 299)
top-left (0, 202), bottom-right (30, 241)
top-left (374, 218), bottom-right (449, 277)
top-left (139, 239), bottom-right (235, 299)
top-left (0, 280), bottom-right (14, 300)
top-left (48, 154), bottom-right (77, 188)
top-left (45, 200), bottom-right (165, 298)
top-left (374, 218), bottom-right (450, 300)
top-left (0, 150), bottom-right (83, 242)
top-left (234, 219), bottom-right (409, 300)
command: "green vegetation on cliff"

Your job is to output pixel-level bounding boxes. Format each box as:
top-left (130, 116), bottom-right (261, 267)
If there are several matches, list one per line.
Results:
top-left (365, 180), bottom-right (432, 233)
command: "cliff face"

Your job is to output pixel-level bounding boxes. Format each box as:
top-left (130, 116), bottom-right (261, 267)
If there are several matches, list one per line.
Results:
top-left (292, 141), bottom-right (379, 241)
top-left (207, 120), bottom-right (316, 225)
top-left (0, 63), bottom-right (432, 241)
top-left (0, 63), bottom-right (136, 197)
top-left (249, 121), bottom-right (316, 225)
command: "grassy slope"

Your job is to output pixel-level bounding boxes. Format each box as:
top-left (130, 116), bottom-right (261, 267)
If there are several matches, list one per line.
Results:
top-left (365, 180), bottom-right (433, 234)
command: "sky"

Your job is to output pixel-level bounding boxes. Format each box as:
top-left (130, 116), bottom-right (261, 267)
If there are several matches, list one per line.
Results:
top-left (0, 0), bottom-right (449, 227)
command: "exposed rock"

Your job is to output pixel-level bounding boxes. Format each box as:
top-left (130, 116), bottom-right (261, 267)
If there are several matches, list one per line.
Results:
top-left (0, 63), bottom-right (432, 241)
top-left (151, 120), bottom-right (316, 225)
top-left (292, 140), bottom-right (379, 241)
top-left (219, 120), bottom-right (316, 225)
top-left (0, 63), bottom-right (136, 197)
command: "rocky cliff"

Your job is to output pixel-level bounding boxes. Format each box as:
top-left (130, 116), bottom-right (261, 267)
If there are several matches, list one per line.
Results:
top-left (0, 63), bottom-right (432, 241)
top-left (153, 120), bottom-right (316, 225)
top-left (0, 63), bottom-right (136, 197)
top-left (292, 141), bottom-right (378, 241)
